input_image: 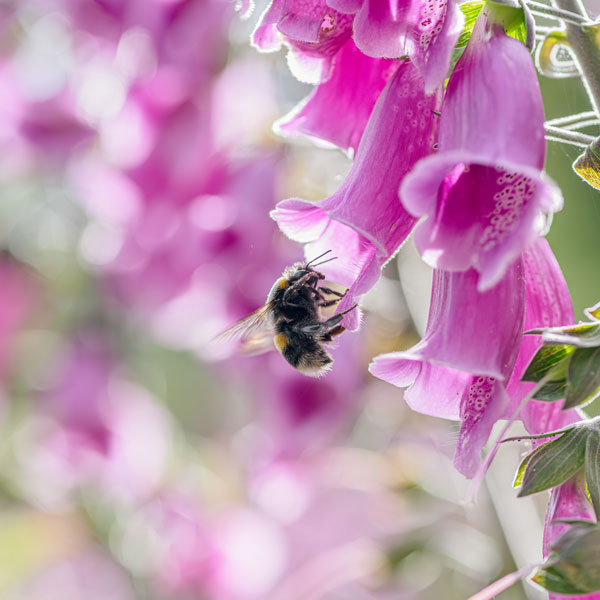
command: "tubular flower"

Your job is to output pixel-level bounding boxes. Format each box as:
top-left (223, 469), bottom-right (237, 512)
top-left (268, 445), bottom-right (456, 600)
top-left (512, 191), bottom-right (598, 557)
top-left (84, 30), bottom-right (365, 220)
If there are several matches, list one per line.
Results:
top-left (370, 260), bottom-right (525, 477)
top-left (252, 0), bottom-right (354, 83)
top-left (506, 237), bottom-right (582, 433)
top-left (327, 0), bottom-right (464, 91)
top-left (271, 59), bottom-right (441, 331)
top-left (276, 39), bottom-right (399, 155)
top-left (400, 13), bottom-right (562, 291)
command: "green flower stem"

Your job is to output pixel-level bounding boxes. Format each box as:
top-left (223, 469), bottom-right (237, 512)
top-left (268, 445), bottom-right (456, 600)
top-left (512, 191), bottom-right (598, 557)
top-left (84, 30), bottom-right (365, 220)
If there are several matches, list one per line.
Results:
top-left (526, 0), bottom-right (591, 25)
top-left (552, 0), bottom-right (600, 117)
top-left (545, 124), bottom-right (596, 147)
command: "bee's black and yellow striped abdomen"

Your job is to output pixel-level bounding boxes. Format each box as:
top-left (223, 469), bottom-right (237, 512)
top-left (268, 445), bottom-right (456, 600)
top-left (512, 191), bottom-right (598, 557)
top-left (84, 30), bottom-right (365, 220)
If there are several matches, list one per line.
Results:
top-left (273, 330), bottom-right (332, 377)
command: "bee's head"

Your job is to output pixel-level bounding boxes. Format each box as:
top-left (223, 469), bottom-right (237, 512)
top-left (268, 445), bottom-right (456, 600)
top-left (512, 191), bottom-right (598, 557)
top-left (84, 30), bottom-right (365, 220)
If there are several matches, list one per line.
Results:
top-left (286, 263), bottom-right (311, 282)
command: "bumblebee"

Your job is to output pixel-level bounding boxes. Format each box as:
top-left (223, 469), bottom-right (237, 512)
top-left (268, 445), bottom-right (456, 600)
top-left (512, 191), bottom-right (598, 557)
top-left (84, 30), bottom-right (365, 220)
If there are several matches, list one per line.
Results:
top-left (218, 251), bottom-right (356, 376)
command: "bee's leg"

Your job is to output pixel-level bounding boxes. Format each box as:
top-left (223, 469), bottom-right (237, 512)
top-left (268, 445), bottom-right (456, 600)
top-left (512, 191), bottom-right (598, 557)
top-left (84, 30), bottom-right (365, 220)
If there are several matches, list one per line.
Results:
top-left (318, 298), bottom-right (340, 308)
top-left (318, 287), bottom-right (346, 298)
top-left (319, 325), bottom-right (346, 342)
top-left (328, 325), bottom-right (346, 337)
top-left (300, 304), bottom-right (357, 334)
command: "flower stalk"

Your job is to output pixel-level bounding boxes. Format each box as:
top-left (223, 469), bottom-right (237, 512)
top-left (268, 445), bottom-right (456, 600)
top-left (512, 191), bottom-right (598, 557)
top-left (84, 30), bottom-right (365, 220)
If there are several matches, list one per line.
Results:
top-left (545, 123), bottom-right (597, 147)
top-left (552, 0), bottom-right (600, 117)
top-left (527, 0), bottom-right (592, 25)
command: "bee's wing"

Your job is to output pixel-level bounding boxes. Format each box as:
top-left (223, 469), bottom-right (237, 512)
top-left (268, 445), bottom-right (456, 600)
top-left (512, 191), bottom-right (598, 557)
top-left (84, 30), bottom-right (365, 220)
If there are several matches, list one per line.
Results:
top-left (239, 334), bottom-right (275, 356)
top-left (214, 303), bottom-right (275, 353)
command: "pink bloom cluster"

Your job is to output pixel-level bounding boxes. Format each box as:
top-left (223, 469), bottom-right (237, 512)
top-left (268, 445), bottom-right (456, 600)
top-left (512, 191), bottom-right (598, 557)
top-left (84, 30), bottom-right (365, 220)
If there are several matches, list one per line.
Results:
top-left (259, 0), bottom-right (591, 585)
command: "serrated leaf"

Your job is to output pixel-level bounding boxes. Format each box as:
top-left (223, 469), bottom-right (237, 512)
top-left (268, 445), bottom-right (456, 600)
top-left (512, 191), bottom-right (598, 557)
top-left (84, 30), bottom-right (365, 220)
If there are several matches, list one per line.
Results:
top-left (565, 347), bottom-right (600, 408)
top-left (522, 343), bottom-right (574, 383)
top-left (574, 136), bottom-right (600, 191)
top-left (533, 380), bottom-right (568, 402)
top-left (586, 430), bottom-right (600, 520)
top-left (532, 566), bottom-right (589, 595)
top-left (518, 427), bottom-right (588, 496)
top-left (585, 301), bottom-right (600, 322)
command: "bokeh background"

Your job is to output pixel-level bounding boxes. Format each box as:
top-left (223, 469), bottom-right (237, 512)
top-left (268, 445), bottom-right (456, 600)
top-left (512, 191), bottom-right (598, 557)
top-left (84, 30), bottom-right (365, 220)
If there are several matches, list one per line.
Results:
top-left (0, 1), bottom-right (598, 599)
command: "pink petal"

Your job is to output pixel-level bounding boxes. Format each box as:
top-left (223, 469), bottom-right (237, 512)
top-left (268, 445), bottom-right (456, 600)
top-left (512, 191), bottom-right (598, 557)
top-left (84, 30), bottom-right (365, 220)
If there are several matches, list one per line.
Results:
top-left (252, 0), bottom-right (354, 83)
top-left (276, 39), bottom-right (399, 154)
top-left (410, 0), bottom-right (464, 93)
top-left (507, 237), bottom-right (582, 433)
top-left (440, 18), bottom-right (545, 169)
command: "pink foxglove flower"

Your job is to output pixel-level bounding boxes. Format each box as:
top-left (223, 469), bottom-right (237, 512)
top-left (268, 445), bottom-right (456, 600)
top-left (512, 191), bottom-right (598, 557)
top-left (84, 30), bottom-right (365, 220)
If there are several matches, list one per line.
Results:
top-left (272, 59), bottom-right (441, 331)
top-left (400, 13), bottom-right (562, 291)
top-left (276, 39), bottom-right (399, 154)
top-left (370, 260), bottom-right (525, 477)
top-left (252, 0), bottom-right (354, 83)
top-left (328, 0), bottom-right (463, 91)
top-left (506, 237), bottom-right (582, 433)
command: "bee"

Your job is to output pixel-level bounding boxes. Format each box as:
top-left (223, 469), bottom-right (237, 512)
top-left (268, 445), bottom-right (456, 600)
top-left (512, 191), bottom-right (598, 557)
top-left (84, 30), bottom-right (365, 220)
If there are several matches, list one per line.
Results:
top-left (218, 250), bottom-right (357, 377)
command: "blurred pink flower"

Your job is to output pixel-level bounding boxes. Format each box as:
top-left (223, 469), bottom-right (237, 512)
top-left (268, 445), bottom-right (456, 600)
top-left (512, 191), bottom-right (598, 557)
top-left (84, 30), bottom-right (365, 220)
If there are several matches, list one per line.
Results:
top-left (245, 328), bottom-right (365, 460)
top-left (149, 496), bottom-right (287, 600)
top-left (9, 549), bottom-right (135, 600)
top-left (36, 334), bottom-right (171, 503)
top-left (272, 59), bottom-right (441, 331)
top-left (400, 14), bottom-right (562, 291)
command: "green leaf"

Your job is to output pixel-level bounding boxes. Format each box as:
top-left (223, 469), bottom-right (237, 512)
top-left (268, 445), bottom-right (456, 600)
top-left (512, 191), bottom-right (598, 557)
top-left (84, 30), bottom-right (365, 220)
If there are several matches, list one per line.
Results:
top-left (518, 427), bottom-right (588, 497)
top-left (574, 136), bottom-right (600, 192)
top-left (532, 565), bottom-right (589, 595)
top-left (586, 430), bottom-right (600, 520)
top-left (565, 347), bottom-right (600, 408)
top-left (533, 380), bottom-right (568, 402)
top-left (586, 302), bottom-right (600, 321)
top-left (543, 323), bottom-right (600, 349)
top-left (514, 447), bottom-right (536, 487)
top-left (544, 524), bottom-right (600, 593)
top-left (456, 1), bottom-right (484, 48)
top-left (534, 523), bottom-right (600, 594)
top-left (522, 344), bottom-right (574, 383)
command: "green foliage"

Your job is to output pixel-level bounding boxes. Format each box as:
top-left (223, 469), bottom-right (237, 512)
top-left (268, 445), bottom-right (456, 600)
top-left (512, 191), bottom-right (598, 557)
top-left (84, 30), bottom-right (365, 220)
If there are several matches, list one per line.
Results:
top-left (574, 136), bottom-right (600, 191)
top-left (586, 431), bottom-right (600, 520)
top-left (456, 1), bottom-right (484, 49)
top-left (522, 303), bottom-right (600, 408)
top-left (516, 427), bottom-right (588, 496)
top-left (565, 347), bottom-right (600, 408)
top-left (533, 522), bottom-right (600, 594)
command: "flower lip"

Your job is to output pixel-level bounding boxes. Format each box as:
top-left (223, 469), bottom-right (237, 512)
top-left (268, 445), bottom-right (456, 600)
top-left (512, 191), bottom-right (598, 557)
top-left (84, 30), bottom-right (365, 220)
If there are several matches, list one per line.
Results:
top-left (400, 149), bottom-right (563, 291)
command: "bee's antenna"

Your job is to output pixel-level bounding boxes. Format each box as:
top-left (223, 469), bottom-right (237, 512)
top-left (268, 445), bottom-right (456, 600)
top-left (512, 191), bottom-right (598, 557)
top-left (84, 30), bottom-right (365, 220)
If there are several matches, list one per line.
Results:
top-left (305, 249), bottom-right (332, 268)
top-left (310, 256), bottom-right (338, 268)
